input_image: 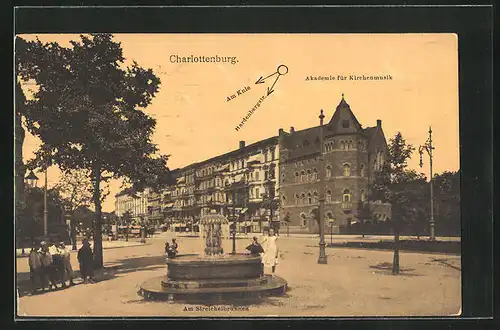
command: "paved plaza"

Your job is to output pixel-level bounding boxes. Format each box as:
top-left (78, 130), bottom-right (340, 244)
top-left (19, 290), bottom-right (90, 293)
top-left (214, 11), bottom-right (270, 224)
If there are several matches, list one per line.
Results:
top-left (16, 232), bottom-right (461, 317)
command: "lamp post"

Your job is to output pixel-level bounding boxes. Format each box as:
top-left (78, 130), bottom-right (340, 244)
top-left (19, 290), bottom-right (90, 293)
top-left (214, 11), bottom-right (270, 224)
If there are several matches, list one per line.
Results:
top-left (329, 219), bottom-right (335, 245)
top-left (419, 126), bottom-right (436, 241)
top-left (318, 109), bottom-right (327, 264)
top-left (230, 174), bottom-right (237, 254)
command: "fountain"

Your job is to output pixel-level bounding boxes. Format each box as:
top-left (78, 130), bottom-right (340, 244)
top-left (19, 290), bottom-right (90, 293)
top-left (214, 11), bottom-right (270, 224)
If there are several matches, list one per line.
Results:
top-left (138, 211), bottom-right (287, 302)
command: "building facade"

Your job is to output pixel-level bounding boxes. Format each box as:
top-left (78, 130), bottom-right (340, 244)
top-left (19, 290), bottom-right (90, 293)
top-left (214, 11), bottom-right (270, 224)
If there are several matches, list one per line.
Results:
top-left (114, 96), bottom-right (391, 233)
top-left (278, 96), bottom-right (391, 233)
top-left (114, 188), bottom-right (150, 223)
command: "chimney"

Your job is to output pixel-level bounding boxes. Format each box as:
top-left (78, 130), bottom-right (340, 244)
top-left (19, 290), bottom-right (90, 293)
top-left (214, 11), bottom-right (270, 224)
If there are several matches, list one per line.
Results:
top-left (278, 128), bottom-right (284, 135)
top-left (377, 119), bottom-right (382, 128)
top-left (290, 126), bottom-right (295, 134)
top-left (239, 141), bottom-right (245, 149)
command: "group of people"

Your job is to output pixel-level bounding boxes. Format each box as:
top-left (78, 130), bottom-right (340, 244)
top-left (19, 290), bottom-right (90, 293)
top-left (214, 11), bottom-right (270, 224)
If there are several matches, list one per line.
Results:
top-left (27, 238), bottom-right (96, 294)
top-left (164, 238), bottom-right (179, 258)
top-left (245, 228), bottom-right (280, 276)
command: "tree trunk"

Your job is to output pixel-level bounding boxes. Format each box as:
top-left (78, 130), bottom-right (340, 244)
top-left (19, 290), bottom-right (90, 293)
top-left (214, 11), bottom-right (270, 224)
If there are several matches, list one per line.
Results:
top-left (92, 165), bottom-right (104, 269)
top-left (392, 227), bottom-right (400, 275)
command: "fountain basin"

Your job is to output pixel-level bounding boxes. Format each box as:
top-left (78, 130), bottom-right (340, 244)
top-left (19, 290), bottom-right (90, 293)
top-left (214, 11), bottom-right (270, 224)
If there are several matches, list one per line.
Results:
top-left (139, 254), bottom-right (287, 302)
top-left (165, 254), bottom-right (262, 281)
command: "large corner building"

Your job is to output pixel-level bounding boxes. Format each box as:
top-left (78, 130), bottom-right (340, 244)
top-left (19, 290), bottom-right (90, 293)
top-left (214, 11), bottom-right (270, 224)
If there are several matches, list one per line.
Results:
top-left (114, 96), bottom-right (391, 234)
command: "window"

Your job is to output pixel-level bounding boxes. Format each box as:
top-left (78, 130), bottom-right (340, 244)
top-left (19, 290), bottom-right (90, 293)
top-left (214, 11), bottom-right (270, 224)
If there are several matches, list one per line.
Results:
top-left (282, 195), bottom-right (286, 204)
top-left (326, 190), bottom-right (332, 203)
top-left (307, 169), bottom-right (312, 181)
top-left (300, 170), bottom-right (306, 182)
top-left (255, 171), bottom-right (260, 181)
top-left (241, 159), bottom-right (245, 168)
top-left (271, 149), bottom-right (275, 160)
top-left (343, 164), bottom-right (351, 177)
top-left (264, 152), bottom-right (268, 163)
top-left (340, 141), bottom-right (346, 150)
top-left (256, 188), bottom-right (260, 199)
top-left (313, 191), bottom-right (318, 204)
top-left (301, 193), bottom-right (306, 204)
top-left (295, 193), bottom-right (300, 204)
top-left (342, 120), bottom-right (350, 128)
top-left (343, 189), bottom-right (351, 202)
top-left (307, 193), bottom-right (312, 204)
top-left (360, 164), bottom-right (365, 177)
top-left (313, 168), bottom-right (318, 180)
top-left (347, 140), bottom-right (353, 149)
top-left (295, 172), bottom-right (300, 182)
top-left (264, 171), bottom-right (268, 180)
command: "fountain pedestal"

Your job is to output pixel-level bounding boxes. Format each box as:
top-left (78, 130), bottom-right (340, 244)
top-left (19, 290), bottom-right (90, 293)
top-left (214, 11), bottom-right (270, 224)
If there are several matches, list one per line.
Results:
top-left (138, 211), bottom-right (287, 302)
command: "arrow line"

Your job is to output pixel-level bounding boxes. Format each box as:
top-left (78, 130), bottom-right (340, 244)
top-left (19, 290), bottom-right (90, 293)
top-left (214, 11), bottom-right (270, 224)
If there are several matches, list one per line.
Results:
top-left (255, 71), bottom-right (278, 84)
top-left (267, 75), bottom-right (280, 96)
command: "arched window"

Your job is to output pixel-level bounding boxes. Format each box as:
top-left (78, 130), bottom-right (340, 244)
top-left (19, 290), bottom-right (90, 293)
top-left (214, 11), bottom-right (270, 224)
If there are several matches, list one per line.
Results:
top-left (340, 141), bottom-right (345, 150)
top-left (301, 193), bottom-right (306, 204)
top-left (300, 170), bottom-right (306, 182)
top-left (313, 168), bottom-right (318, 180)
top-left (313, 191), bottom-right (318, 204)
top-left (326, 190), bottom-right (332, 203)
top-left (295, 172), bottom-right (300, 182)
top-left (343, 189), bottom-right (351, 202)
top-left (326, 165), bottom-right (332, 178)
top-left (307, 169), bottom-right (312, 181)
top-left (295, 193), bottom-right (300, 204)
top-left (307, 193), bottom-right (312, 204)
top-left (360, 164), bottom-right (365, 177)
top-left (361, 190), bottom-right (367, 202)
top-left (343, 164), bottom-right (351, 177)
top-left (348, 140), bottom-right (353, 149)
top-left (282, 195), bottom-right (286, 205)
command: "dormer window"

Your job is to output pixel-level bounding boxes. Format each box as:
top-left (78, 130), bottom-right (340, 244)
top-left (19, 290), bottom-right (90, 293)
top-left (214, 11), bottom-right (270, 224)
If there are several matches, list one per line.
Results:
top-left (342, 120), bottom-right (350, 128)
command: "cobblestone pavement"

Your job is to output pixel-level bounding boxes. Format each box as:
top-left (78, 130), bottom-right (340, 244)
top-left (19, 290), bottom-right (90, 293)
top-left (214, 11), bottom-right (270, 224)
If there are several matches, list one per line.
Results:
top-left (16, 232), bottom-right (461, 317)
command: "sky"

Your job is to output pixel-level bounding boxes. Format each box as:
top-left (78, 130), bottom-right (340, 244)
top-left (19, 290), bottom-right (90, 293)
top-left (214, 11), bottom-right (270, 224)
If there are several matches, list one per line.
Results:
top-left (18, 33), bottom-right (459, 212)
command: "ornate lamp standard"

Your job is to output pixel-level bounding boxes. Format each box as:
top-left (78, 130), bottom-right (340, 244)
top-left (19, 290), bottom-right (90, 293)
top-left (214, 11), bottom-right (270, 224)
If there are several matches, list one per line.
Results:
top-left (25, 170), bottom-right (39, 188)
top-left (419, 126), bottom-right (436, 241)
top-left (317, 109), bottom-right (327, 264)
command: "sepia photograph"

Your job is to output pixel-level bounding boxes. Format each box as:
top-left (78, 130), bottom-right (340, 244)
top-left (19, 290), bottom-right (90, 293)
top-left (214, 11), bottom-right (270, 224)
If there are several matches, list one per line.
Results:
top-left (15, 33), bottom-right (461, 318)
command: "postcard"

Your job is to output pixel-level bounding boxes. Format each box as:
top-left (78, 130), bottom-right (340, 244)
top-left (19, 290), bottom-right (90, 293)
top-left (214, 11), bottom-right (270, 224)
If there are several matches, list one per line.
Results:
top-left (15, 33), bottom-right (460, 318)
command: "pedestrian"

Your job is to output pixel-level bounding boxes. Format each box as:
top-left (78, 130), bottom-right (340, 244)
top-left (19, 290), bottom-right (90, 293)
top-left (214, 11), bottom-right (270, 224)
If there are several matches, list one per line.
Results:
top-left (28, 244), bottom-right (43, 293)
top-left (39, 241), bottom-right (57, 290)
top-left (48, 239), bottom-right (65, 287)
top-left (77, 239), bottom-right (95, 284)
top-left (245, 236), bottom-right (264, 255)
top-left (58, 242), bottom-right (75, 286)
top-left (171, 238), bottom-right (178, 253)
top-left (261, 228), bottom-right (279, 276)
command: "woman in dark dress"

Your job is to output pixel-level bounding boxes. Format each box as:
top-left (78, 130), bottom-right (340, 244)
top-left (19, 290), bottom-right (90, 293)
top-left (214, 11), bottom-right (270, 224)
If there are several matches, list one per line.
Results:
top-left (77, 239), bottom-right (95, 284)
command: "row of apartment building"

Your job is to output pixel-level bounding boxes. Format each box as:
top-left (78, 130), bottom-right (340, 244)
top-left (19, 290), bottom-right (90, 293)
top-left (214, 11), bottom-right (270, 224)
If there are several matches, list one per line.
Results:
top-left (114, 96), bottom-right (392, 233)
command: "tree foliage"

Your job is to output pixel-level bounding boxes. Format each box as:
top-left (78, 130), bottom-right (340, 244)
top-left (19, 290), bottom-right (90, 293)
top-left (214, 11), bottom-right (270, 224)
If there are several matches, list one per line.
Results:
top-left (16, 34), bottom-right (173, 267)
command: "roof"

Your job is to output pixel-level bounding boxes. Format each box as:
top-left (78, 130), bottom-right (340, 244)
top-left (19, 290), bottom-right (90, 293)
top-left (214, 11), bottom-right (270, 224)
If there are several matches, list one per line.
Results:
top-left (174, 136), bottom-right (278, 174)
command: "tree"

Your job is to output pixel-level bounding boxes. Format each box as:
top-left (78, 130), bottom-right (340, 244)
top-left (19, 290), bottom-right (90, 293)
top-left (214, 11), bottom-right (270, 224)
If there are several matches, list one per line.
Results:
top-left (16, 34), bottom-right (173, 268)
top-left (372, 132), bottom-right (427, 274)
top-left (53, 170), bottom-right (93, 247)
top-left (433, 171), bottom-right (460, 236)
top-left (23, 186), bottom-right (65, 239)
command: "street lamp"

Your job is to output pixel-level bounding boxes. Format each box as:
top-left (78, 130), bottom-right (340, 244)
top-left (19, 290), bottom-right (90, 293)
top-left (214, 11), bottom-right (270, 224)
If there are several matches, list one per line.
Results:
top-left (328, 219), bottom-right (335, 245)
top-left (25, 170), bottom-right (39, 188)
top-left (317, 109), bottom-right (327, 264)
top-left (419, 126), bottom-right (436, 241)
